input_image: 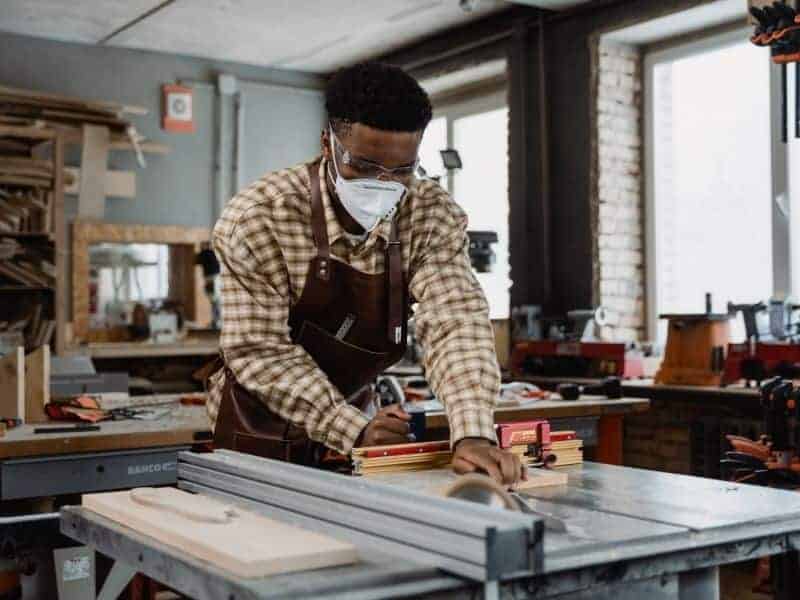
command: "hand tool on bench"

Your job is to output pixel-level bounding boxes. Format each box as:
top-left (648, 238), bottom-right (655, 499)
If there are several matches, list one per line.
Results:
top-left (556, 376), bottom-right (622, 401)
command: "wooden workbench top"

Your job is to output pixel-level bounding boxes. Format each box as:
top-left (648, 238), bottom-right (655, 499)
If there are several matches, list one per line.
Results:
top-left (424, 396), bottom-right (649, 429)
top-left (64, 340), bottom-right (219, 359)
top-left (519, 375), bottom-right (761, 402)
top-left (0, 403), bottom-right (211, 459)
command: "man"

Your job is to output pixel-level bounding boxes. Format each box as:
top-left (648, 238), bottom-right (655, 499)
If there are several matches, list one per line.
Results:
top-left (207, 61), bottom-right (523, 486)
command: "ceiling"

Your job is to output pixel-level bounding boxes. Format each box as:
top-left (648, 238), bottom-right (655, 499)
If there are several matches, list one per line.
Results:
top-left (0, 1), bottom-right (601, 73)
top-left (603, 0), bottom-right (745, 45)
top-left (0, 0), bottom-right (518, 73)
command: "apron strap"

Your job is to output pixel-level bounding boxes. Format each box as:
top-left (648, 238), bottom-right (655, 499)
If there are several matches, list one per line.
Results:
top-left (309, 162), bottom-right (331, 282)
top-left (386, 218), bottom-right (403, 345)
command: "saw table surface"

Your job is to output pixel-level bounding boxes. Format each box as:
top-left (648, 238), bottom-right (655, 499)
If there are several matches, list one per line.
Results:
top-left (62, 461), bottom-right (800, 600)
top-left (370, 463), bottom-right (800, 575)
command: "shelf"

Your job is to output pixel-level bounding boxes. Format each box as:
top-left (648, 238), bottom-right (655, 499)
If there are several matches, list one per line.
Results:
top-left (0, 232), bottom-right (53, 241)
top-left (65, 340), bottom-right (219, 359)
top-left (0, 285), bottom-right (54, 292)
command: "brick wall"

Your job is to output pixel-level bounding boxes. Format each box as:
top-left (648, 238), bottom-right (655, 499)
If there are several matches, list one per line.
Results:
top-left (594, 41), bottom-right (645, 342)
top-left (624, 399), bottom-right (762, 476)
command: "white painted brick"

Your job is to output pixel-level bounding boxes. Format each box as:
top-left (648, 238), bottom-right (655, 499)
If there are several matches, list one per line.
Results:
top-left (620, 314), bottom-right (644, 328)
top-left (615, 327), bottom-right (640, 342)
top-left (605, 296), bottom-right (638, 313)
top-left (600, 279), bottom-right (619, 296)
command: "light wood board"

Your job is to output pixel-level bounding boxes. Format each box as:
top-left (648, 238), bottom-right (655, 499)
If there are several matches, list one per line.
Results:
top-left (0, 347), bottom-right (24, 419)
top-left (24, 345), bottom-right (50, 423)
top-left (77, 124), bottom-right (109, 220)
top-left (83, 487), bottom-right (359, 578)
top-left (64, 167), bottom-right (135, 199)
top-left (363, 467), bottom-right (567, 493)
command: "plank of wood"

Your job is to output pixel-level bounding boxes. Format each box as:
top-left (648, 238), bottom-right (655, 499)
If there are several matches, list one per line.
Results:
top-left (0, 348), bottom-right (25, 419)
top-left (0, 84), bottom-right (145, 117)
top-left (63, 167), bottom-right (135, 199)
top-left (77, 125), bottom-right (109, 219)
top-left (0, 125), bottom-right (56, 141)
top-left (109, 140), bottom-right (169, 154)
top-left (24, 345), bottom-right (50, 424)
top-left (516, 469), bottom-right (568, 489)
top-left (0, 174), bottom-right (52, 188)
top-left (83, 487), bottom-right (359, 577)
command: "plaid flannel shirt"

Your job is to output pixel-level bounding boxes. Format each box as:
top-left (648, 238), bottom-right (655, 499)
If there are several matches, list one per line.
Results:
top-left (207, 158), bottom-right (499, 454)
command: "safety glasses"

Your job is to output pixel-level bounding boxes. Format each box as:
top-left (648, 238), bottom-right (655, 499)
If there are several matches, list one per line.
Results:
top-left (330, 127), bottom-right (419, 181)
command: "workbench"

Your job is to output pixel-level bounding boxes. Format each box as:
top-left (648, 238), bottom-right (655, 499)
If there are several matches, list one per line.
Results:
top-left (0, 400), bottom-right (211, 500)
top-left (61, 458), bottom-right (800, 600)
top-left (520, 375), bottom-right (760, 405)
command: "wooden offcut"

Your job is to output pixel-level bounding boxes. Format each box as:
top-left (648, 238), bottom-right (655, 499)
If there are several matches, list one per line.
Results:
top-left (0, 348), bottom-right (24, 419)
top-left (76, 124), bottom-right (109, 220)
top-left (63, 167), bottom-right (135, 199)
top-left (83, 487), bottom-right (359, 578)
top-left (24, 345), bottom-right (50, 424)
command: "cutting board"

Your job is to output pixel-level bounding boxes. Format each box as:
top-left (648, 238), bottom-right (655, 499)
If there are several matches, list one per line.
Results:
top-left (83, 487), bottom-right (359, 577)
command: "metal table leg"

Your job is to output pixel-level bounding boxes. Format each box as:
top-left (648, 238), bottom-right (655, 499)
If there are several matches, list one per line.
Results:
top-left (97, 560), bottom-right (137, 600)
top-left (679, 566), bottom-right (719, 600)
top-left (772, 550), bottom-right (800, 600)
top-left (483, 580), bottom-right (499, 600)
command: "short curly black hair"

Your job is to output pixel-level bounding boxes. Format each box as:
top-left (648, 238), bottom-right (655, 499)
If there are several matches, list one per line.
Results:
top-left (325, 61), bottom-right (432, 135)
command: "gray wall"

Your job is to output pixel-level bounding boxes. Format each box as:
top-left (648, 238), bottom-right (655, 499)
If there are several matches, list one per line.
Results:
top-left (0, 32), bottom-right (326, 229)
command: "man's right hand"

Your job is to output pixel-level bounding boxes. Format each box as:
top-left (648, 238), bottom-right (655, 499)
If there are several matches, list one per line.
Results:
top-left (359, 404), bottom-right (411, 446)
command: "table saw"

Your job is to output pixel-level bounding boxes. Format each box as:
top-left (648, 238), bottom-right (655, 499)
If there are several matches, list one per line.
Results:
top-left (59, 450), bottom-right (800, 600)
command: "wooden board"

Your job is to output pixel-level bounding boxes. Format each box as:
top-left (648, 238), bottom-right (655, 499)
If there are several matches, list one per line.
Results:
top-left (83, 487), bottom-right (359, 578)
top-left (24, 345), bottom-right (50, 423)
top-left (0, 347), bottom-right (24, 419)
top-left (363, 467), bottom-right (566, 493)
top-left (77, 124), bottom-right (109, 220)
top-left (63, 167), bottom-right (135, 199)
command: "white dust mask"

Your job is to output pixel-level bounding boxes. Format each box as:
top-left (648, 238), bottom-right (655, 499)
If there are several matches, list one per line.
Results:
top-left (329, 129), bottom-right (407, 232)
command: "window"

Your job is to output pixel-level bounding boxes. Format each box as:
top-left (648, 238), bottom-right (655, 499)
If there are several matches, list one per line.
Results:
top-left (645, 30), bottom-right (778, 342)
top-left (418, 92), bottom-right (510, 319)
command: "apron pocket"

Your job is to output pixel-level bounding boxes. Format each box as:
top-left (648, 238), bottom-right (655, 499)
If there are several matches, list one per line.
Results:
top-left (297, 320), bottom-right (392, 397)
top-left (233, 432), bottom-right (312, 464)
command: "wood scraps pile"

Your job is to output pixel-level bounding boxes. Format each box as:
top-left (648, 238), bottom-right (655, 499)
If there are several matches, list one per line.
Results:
top-left (0, 84), bottom-right (164, 163)
top-left (0, 84), bottom-right (137, 139)
top-left (0, 239), bottom-right (55, 287)
top-left (0, 301), bottom-right (55, 351)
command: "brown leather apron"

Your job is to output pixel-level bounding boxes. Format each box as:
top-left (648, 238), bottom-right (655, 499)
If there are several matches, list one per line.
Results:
top-left (212, 161), bottom-right (408, 465)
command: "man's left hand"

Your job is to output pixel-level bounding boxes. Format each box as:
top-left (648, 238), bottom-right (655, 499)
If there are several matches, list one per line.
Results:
top-left (451, 438), bottom-right (527, 487)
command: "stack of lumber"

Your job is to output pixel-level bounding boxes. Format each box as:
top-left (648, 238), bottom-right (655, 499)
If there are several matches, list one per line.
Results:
top-left (0, 242), bottom-right (55, 287)
top-left (550, 431), bottom-right (584, 467)
top-left (352, 441), bottom-right (452, 475)
top-left (0, 303), bottom-right (55, 350)
top-left (0, 85), bottom-right (165, 158)
top-left (0, 84), bottom-right (136, 134)
top-left (0, 237), bottom-right (19, 259)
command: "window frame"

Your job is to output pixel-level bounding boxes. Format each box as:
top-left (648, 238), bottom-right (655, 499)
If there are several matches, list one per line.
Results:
top-left (430, 89), bottom-right (507, 196)
top-left (643, 26), bottom-right (786, 339)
